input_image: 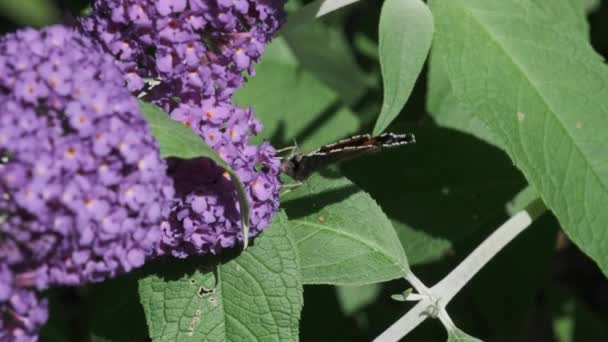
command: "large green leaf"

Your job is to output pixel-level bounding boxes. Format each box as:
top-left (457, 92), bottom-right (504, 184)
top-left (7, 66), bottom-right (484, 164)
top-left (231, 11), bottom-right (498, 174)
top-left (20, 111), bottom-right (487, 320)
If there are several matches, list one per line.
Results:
top-left (335, 283), bottom-right (383, 315)
top-left (551, 289), bottom-right (608, 341)
top-left (342, 125), bottom-right (527, 266)
top-left (283, 22), bottom-right (372, 105)
top-left (373, 0), bottom-right (433, 135)
top-left (427, 47), bottom-right (501, 149)
top-left (429, 0), bottom-right (608, 276)
top-left (38, 290), bottom-right (75, 342)
top-left (139, 101), bottom-right (251, 247)
top-left (426, 0), bottom-right (591, 148)
top-left (282, 174), bottom-right (408, 285)
top-left (583, 0), bottom-right (601, 13)
top-left (138, 212), bottom-right (302, 341)
top-left (235, 42), bottom-right (360, 151)
top-left (0, 0), bottom-right (59, 26)
top-left (82, 274), bottom-right (149, 341)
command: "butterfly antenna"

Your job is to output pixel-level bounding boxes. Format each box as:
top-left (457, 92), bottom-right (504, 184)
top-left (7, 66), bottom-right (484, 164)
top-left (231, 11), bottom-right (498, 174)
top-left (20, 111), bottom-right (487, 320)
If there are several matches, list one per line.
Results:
top-left (290, 139), bottom-right (300, 158)
top-left (276, 139), bottom-right (302, 159)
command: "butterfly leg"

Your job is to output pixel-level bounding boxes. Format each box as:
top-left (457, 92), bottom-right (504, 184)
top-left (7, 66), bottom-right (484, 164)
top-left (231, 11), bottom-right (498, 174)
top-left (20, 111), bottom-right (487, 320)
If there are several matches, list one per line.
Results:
top-left (280, 181), bottom-right (303, 196)
top-left (276, 145), bottom-right (297, 155)
top-left (276, 139), bottom-right (301, 159)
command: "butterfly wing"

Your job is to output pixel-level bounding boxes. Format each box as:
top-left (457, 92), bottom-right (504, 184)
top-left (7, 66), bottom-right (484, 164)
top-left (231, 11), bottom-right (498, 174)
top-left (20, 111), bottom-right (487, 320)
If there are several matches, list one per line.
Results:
top-left (316, 134), bottom-right (372, 153)
top-left (288, 145), bottom-right (377, 180)
top-left (281, 132), bottom-right (416, 181)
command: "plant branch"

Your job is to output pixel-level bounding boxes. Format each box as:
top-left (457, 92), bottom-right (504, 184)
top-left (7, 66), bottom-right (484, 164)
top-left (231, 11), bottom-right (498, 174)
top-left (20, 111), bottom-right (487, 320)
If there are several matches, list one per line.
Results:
top-left (373, 298), bottom-right (431, 341)
top-left (375, 198), bottom-right (547, 342)
top-left (432, 199), bottom-right (546, 304)
top-left (404, 272), bottom-right (431, 296)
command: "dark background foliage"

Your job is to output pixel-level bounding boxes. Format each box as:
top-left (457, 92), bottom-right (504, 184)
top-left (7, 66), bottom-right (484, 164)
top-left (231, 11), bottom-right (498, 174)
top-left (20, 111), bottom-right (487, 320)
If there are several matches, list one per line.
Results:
top-left (2, 0), bottom-right (608, 341)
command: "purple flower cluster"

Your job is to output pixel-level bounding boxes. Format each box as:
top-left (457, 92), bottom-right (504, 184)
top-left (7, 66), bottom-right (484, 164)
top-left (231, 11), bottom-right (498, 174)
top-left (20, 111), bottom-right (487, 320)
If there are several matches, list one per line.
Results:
top-left (0, 266), bottom-right (47, 342)
top-left (0, 26), bottom-right (173, 339)
top-left (81, 0), bottom-right (286, 96)
top-left (162, 139), bottom-right (280, 256)
top-left (82, 0), bottom-right (285, 256)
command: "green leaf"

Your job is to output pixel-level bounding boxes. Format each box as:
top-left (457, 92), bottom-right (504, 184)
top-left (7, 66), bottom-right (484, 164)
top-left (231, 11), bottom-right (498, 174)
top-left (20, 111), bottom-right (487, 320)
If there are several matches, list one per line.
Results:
top-left (373, 0), bottom-right (433, 135)
top-left (38, 290), bottom-right (74, 342)
top-left (82, 273), bottom-right (149, 341)
top-left (138, 101), bottom-right (251, 248)
top-left (282, 174), bottom-right (409, 285)
top-left (354, 33), bottom-right (380, 61)
top-left (139, 101), bottom-right (222, 161)
top-left (583, 0), bottom-right (601, 13)
top-left (506, 186), bottom-right (539, 216)
top-left (514, 1), bottom-right (591, 39)
top-left (389, 288), bottom-right (413, 302)
top-left (259, 36), bottom-right (299, 66)
top-left (551, 288), bottom-right (608, 341)
top-left (0, 0), bottom-right (59, 26)
top-left (234, 47), bottom-right (360, 151)
top-left (427, 50), bottom-right (501, 149)
top-left (426, 22), bottom-right (503, 149)
top-left (138, 212), bottom-right (302, 341)
top-left (429, 0), bottom-right (608, 276)
top-left (342, 125), bottom-right (527, 266)
top-left (284, 22), bottom-right (372, 105)
top-left (336, 283), bottom-right (383, 315)
top-left (426, 0), bottom-right (590, 148)
top-left (447, 328), bottom-right (484, 342)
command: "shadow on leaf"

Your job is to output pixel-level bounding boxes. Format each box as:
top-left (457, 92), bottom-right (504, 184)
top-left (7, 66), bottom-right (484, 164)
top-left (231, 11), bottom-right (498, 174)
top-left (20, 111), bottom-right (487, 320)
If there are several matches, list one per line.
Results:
top-left (282, 183), bottom-right (360, 219)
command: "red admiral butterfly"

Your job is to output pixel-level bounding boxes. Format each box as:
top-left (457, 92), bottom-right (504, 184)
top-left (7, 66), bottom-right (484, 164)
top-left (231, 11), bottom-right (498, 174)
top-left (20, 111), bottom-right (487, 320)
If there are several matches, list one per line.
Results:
top-left (280, 132), bottom-right (416, 181)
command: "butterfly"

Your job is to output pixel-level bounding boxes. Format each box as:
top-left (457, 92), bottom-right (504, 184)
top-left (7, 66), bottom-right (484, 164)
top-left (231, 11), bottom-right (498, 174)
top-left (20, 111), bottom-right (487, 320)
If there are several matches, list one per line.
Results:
top-left (280, 132), bottom-right (416, 181)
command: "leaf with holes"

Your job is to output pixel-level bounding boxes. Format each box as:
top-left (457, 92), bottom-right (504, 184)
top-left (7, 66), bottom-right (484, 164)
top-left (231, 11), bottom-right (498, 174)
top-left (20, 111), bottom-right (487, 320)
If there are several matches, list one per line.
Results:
top-left (138, 212), bottom-right (302, 341)
top-left (282, 174), bottom-right (408, 285)
top-left (430, 0), bottom-right (608, 276)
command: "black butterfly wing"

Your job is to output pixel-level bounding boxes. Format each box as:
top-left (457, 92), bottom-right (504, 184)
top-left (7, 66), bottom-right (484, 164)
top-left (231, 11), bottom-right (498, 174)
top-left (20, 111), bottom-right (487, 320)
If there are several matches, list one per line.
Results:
top-left (289, 145), bottom-right (378, 180)
top-left (316, 134), bottom-right (372, 153)
top-left (281, 132), bottom-right (416, 181)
